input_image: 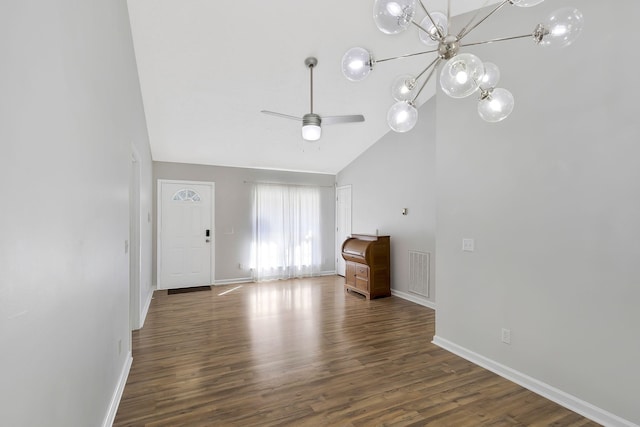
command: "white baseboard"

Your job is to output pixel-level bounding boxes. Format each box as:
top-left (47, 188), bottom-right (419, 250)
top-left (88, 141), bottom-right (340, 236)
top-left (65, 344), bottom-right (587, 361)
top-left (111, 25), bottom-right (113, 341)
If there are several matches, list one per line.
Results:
top-left (318, 270), bottom-right (337, 276)
top-left (213, 277), bottom-right (253, 286)
top-left (139, 290), bottom-right (153, 329)
top-left (391, 289), bottom-right (436, 310)
top-left (214, 272), bottom-right (337, 286)
top-left (432, 336), bottom-right (637, 427)
top-left (103, 352), bottom-right (132, 427)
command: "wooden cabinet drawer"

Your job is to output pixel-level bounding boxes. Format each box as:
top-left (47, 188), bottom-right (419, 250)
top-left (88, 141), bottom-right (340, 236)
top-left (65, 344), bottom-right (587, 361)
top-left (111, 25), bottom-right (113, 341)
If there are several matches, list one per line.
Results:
top-left (355, 265), bottom-right (369, 278)
top-left (355, 277), bottom-right (369, 291)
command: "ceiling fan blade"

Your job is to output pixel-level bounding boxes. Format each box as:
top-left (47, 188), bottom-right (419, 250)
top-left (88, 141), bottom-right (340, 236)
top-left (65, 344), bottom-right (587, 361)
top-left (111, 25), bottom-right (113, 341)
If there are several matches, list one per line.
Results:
top-left (321, 115), bottom-right (365, 125)
top-left (261, 110), bottom-right (302, 121)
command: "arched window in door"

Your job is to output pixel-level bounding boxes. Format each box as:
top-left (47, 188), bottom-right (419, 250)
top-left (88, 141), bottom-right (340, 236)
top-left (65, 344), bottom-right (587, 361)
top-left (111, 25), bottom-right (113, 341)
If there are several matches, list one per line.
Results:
top-left (172, 189), bottom-right (201, 202)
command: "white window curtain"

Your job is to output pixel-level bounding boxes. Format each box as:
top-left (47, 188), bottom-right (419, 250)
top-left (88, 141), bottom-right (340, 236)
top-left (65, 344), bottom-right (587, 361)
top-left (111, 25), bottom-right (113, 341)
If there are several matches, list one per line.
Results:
top-left (250, 183), bottom-right (322, 281)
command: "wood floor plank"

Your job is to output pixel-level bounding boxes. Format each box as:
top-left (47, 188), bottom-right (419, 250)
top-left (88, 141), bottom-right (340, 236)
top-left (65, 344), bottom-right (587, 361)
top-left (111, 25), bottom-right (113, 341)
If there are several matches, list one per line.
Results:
top-left (114, 276), bottom-right (600, 426)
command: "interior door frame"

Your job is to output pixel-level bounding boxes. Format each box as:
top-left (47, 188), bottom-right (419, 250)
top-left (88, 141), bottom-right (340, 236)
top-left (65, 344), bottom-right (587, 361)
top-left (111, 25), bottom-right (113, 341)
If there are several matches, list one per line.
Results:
top-left (157, 179), bottom-right (216, 290)
top-left (130, 148), bottom-right (141, 332)
top-left (335, 185), bottom-right (352, 276)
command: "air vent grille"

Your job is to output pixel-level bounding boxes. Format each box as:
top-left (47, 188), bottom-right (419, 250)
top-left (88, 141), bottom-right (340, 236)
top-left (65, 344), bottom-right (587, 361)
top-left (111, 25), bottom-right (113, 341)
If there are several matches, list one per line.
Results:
top-left (409, 250), bottom-right (430, 298)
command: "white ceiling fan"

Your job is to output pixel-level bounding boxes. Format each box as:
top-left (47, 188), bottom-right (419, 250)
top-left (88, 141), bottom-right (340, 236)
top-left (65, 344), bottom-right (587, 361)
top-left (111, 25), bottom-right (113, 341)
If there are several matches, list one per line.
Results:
top-left (261, 57), bottom-right (365, 141)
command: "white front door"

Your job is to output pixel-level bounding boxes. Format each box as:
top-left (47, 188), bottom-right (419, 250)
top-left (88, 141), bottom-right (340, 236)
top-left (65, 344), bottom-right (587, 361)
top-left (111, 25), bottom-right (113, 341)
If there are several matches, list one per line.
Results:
top-left (336, 185), bottom-right (352, 276)
top-left (158, 180), bottom-right (214, 289)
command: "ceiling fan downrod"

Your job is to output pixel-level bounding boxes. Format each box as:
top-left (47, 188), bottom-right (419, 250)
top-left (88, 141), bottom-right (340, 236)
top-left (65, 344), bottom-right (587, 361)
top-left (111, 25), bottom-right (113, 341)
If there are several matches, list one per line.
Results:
top-left (305, 57), bottom-right (318, 114)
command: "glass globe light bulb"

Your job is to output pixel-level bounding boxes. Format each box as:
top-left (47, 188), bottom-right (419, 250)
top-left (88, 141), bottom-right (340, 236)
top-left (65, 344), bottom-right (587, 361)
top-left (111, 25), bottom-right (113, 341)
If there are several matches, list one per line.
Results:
top-left (478, 88), bottom-right (515, 122)
top-left (439, 53), bottom-right (484, 98)
top-left (511, 0), bottom-right (544, 7)
top-left (373, 0), bottom-right (416, 34)
top-left (418, 12), bottom-right (448, 46)
top-left (479, 62), bottom-right (500, 90)
top-left (387, 101), bottom-right (418, 133)
top-left (391, 74), bottom-right (418, 101)
top-left (342, 47), bottom-right (373, 82)
top-left (534, 8), bottom-right (584, 48)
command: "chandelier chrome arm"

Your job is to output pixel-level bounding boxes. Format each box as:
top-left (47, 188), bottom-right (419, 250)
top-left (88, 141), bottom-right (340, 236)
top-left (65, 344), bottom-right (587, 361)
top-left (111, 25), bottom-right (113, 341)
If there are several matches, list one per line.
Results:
top-left (411, 19), bottom-right (432, 37)
top-left (460, 33), bottom-right (532, 48)
top-left (458, 0), bottom-right (512, 40)
top-left (376, 48), bottom-right (439, 63)
top-left (415, 56), bottom-right (440, 81)
top-left (417, 0), bottom-right (428, 15)
top-left (411, 58), bottom-right (441, 104)
top-left (455, 0), bottom-right (497, 39)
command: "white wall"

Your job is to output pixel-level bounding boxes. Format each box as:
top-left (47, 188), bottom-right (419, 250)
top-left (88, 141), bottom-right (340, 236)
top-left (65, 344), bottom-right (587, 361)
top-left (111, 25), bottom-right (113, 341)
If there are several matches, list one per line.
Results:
top-left (435, 0), bottom-right (640, 424)
top-left (336, 100), bottom-right (437, 305)
top-left (0, 1), bottom-right (152, 426)
top-left (127, 5), bottom-right (155, 330)
top-left (153, 162), bottom-right (336, 285)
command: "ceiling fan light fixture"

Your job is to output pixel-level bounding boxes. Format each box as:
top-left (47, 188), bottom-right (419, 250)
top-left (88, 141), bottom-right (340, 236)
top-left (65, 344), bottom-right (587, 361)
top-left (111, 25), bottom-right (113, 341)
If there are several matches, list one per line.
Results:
top-left (302, 124), bottom-right (322, 141)
top-left (302, 113), bottom-right (322, 141)
top-left (262, 57), bottom-right (365, 141)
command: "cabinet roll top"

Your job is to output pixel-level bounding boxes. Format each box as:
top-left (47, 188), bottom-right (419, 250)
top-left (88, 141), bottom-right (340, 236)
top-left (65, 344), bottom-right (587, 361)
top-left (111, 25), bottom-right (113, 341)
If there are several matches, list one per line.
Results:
top-left (341, 234), bottom-right (390, 265)
top-left (341, 238), bottom-right (371, 263)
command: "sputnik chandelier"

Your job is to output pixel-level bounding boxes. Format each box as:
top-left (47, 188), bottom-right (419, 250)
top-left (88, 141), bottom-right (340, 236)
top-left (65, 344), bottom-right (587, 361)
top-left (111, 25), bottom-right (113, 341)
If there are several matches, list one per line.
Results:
top-left (341, 0), bottom-right (584, 132)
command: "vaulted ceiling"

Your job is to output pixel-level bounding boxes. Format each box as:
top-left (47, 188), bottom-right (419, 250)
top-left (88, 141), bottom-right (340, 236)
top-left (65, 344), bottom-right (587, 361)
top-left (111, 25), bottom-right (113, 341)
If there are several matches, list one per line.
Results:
top-left (127, 0), bottom-right (501, 174)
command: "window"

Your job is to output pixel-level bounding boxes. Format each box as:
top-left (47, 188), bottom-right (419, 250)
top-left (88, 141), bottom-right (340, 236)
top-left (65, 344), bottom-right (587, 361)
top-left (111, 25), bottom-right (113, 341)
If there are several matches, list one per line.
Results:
top-left (172, 189), bottom-right (201, 202)
top-left (250, 184), bottom-right (321, 281)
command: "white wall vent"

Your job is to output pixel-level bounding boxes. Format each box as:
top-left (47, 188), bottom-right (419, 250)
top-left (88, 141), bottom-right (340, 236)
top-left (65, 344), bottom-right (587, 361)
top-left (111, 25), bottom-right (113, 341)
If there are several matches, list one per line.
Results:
top-left (409, 250), bottom-right (430, 298)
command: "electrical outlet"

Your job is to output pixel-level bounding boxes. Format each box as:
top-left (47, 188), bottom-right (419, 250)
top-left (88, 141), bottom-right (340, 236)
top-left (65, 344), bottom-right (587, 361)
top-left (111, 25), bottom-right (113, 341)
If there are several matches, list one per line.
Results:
top-left (462, 238), bottom-right (474, 252)
top-left (238, 263), bottom-right (243, 270)
top-left (501, 328), bottom-right (511, 344)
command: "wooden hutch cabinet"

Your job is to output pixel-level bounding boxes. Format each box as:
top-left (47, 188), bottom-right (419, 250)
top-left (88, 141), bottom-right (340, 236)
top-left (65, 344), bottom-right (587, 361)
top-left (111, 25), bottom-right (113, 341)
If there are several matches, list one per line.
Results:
top-left (341, 234), bottom-right (390, 299)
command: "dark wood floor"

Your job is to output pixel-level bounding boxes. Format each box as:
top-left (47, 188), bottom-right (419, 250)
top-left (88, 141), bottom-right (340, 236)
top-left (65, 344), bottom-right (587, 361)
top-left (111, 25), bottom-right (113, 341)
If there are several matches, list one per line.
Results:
top-left (114, 276), bottom-right (599, 426)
